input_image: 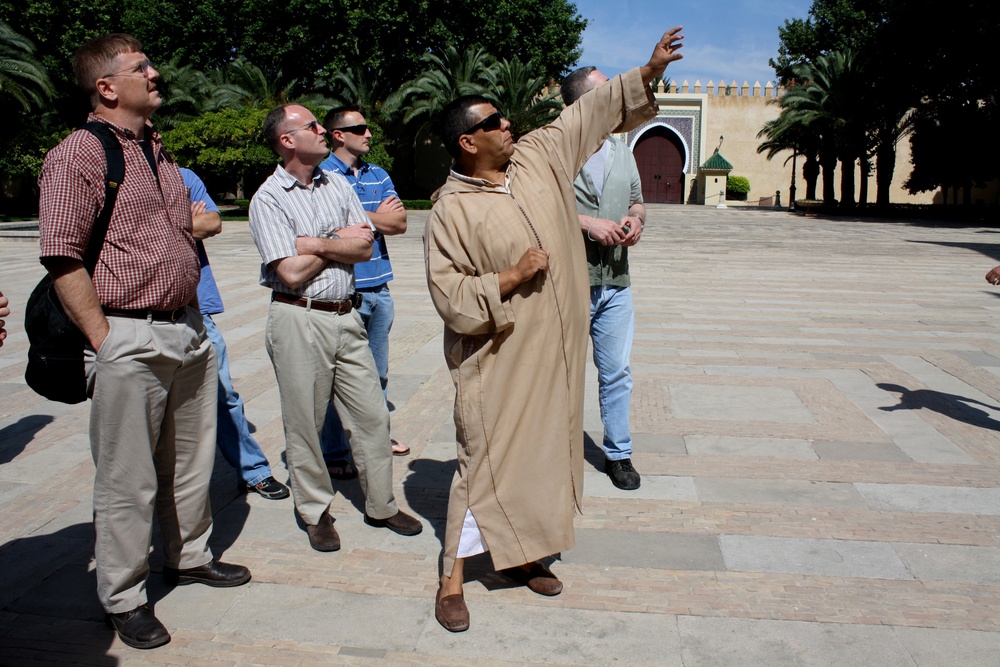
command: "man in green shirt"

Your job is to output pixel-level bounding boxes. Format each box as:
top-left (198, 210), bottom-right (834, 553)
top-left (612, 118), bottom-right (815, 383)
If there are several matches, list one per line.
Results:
top-left (563, 66), bottom-right (647, 490)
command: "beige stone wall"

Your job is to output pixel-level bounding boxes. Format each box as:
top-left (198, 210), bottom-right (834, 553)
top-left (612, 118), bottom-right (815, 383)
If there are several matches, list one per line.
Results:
top-left (654, 86), bottom-right (937, 206)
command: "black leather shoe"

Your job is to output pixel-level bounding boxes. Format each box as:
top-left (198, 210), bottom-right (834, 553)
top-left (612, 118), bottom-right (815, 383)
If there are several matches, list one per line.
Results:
top-left (106, 604), bottom-right (170, 649)
top-left (364, 510), bottom-right (423, 536)
top-left (306, 512), bottom-right (341, 552)
top-left (246, 476), bottom-right (290, 500)
top-left (163, 559), bottom-right (251, 587)
top-left (606, 458), bottom-right (641, 490)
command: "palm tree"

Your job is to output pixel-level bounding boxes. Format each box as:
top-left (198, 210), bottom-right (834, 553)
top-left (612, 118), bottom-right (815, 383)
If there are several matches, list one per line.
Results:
top-left (384, 45), bottom-right (495, 132)
top-left (0, 21), bottom-right (53, 112)
top-left (757, 111), bottom-right (821, 202)
top-left (484, 57), bottom-right (562, 139)
top-left (778, 51), bottom-right (866, 205)
top-left (155, 57), bottom-right (212, 128)
top-left (321, 64), bottom-right (393, 125)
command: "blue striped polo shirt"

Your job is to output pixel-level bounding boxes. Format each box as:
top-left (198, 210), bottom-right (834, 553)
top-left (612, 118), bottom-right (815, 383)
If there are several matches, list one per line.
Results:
top-left (319, 152), bottom-right (396, 288)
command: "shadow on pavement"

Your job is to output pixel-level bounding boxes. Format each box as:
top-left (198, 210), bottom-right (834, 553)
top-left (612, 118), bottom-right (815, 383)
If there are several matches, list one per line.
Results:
top-left (0, 414), bottom-right (54, 465)
top-left (878, 382), bottom-right (1000, 432)
top-left (0, 523), bottom-right (117, 664)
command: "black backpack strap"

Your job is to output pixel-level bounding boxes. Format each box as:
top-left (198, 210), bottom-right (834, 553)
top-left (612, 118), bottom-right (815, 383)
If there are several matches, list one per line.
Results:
top-left (80, 121), bottom-right (125, 276)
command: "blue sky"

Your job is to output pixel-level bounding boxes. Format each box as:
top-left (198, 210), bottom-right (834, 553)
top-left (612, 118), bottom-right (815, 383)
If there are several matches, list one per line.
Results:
top-left (570, 0), bottom-right (814, 86)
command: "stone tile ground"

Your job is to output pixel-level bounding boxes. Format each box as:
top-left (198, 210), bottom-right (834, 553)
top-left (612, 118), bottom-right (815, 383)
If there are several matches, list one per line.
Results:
top-left (2, 205), bottom-right (1000, 665)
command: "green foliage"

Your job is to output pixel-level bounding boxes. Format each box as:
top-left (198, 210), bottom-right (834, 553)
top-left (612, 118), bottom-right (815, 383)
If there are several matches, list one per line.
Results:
top-left (0, 21), bottom-right (55, 112)
top-left (0, 119), bottom-right (68, 179)
top-left (0, 0), bottom-right (586, 204)
top-left (401, 199), bottom-right (433, 210)
top-left (769, 0), bottom-right (886, 84)
top-left (726, 175), bottom-right (750, 194)
top-left (162, 106), bottom-right (276, 193)
top-left (385, 45), bottom-right (494, 130)
top-left (769, 0), bottom-right (999, 205)
top-left (485, 57), bottom-right (562, 138)
top-left (363, 121), bottom-right (394, 173)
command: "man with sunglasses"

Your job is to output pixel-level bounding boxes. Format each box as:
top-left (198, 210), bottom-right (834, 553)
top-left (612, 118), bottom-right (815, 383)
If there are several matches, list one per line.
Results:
top-left (317, 106), bottom-right (409, 480)
top-left (425, 27), bottom-right (684, 632)
top-left (249, 104), bottom-right (423, 555)
top-left (38, 34), bottom-right (250, 650)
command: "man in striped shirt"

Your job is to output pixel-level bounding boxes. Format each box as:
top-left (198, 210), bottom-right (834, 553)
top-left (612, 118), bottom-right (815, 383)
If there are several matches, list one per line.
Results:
top-left (319, 105), bottom-right (410, 478)
top-left (248, 104), bottom-right (422, 553)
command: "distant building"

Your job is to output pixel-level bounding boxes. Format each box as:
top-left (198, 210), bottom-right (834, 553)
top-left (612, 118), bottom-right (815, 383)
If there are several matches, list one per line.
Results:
top-left (591, 78), bottom-right (997, 207)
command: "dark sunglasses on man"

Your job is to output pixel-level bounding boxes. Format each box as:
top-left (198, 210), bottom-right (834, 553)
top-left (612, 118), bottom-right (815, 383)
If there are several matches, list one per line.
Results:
top-left (331, 124), bottom-right (369, 135)
top-left (462, 111), bottom-right (503, 136)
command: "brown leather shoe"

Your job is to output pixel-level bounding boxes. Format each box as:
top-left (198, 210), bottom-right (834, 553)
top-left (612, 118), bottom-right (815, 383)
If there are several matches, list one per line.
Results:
top-left (306, 512), bottom-right (341, 552)
top-left (501, 561), bottom-right (563, 596)
top-left (364, 510), bottom-right (423, 536)
top-left (435, 587), bottom-right (470, 632)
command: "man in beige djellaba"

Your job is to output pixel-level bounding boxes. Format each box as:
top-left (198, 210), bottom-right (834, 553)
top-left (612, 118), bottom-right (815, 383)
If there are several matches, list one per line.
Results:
top-left (424, 26), bottom-right (685, 632)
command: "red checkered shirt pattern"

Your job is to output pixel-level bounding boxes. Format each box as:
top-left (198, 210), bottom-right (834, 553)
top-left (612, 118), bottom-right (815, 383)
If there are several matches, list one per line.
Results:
top-left (38, 115), bottom-right (199, 311)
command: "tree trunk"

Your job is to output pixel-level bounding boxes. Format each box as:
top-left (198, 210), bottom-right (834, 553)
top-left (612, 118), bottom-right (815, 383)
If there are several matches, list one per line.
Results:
top-left (820, 152), bottom-right (837, 204)
top-left (839, 156), bottom-right (856, 206)
top-left (858, 156), bottom-right (870, 206)
top-left (876, 142), bottom-right (896, 205)
top-left (803, 155), bottom-right (819, 200)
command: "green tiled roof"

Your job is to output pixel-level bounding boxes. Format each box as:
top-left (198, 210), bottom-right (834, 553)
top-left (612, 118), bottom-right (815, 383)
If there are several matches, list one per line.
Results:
top-left (700, 149), bottom-right (733, 171)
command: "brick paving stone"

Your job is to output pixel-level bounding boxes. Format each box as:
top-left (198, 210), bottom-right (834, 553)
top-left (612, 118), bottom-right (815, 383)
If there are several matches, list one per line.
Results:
top-left (6, 207), bottom-right (1000, 664)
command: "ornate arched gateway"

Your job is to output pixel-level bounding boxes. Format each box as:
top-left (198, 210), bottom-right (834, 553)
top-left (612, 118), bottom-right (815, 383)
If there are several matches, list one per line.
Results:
top-left (631, 125), bottom-right (688, 203)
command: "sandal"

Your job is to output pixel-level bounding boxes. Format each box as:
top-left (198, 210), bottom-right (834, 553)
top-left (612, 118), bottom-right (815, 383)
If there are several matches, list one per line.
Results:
top-left (326, 459), bottom-right (358, 480)
top-left (391, 438), bottom-right (410, 457)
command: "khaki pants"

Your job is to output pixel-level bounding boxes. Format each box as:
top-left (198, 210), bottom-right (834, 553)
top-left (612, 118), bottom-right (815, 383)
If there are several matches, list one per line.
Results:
top-left (265, 301), bottom-right (396, 525)
top-left (85, 307), bottom-right (217, 613)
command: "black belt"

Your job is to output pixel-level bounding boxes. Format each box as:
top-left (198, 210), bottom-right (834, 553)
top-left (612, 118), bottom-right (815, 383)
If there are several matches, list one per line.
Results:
top-left (272, 292), bottom-right (360, 314)
top-left (103, 306), bottom-right (187, 322)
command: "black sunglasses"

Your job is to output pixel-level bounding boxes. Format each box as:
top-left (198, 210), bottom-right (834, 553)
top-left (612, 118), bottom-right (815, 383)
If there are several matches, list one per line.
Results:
top-left (461, 111), bottom-right (503, 135)
top-left (331, 124), bottom-right (368, 135)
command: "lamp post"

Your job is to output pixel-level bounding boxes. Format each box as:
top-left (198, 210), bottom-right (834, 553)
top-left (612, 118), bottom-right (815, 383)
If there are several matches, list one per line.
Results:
top-left (788, 151), bottom-right (798, 212)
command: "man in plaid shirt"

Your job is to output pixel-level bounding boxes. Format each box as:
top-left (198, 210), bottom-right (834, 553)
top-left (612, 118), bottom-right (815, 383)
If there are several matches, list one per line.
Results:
top-left (37, 34), bottom-right (249, 650)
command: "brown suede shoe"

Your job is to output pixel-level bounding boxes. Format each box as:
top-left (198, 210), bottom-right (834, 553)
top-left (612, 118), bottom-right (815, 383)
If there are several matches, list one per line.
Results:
top-left (364, 510), bottom-right (423, 536)
top-left (501, 561), bottom-right (563, 596)
top-left (435, 587), bottom-right (470, 632)
top-left (305, 512), bottom-right (341, 552)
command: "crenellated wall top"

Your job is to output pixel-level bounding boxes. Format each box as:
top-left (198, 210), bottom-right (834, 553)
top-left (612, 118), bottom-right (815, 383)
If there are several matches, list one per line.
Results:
top-left (654, 79), bottom-right (784, 99)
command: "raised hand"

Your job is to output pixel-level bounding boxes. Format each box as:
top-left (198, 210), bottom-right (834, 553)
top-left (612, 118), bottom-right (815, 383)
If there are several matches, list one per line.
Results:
top-left (641, 26), bottom-right (684, 84)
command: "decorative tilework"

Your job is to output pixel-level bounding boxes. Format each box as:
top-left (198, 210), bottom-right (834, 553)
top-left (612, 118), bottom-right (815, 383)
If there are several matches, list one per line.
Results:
top-left (627, 109), bottom-right (703, 175)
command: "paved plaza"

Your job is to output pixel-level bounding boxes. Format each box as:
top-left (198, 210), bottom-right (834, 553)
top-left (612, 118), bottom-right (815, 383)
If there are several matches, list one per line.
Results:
top-left (2, 204), bottom-right (1000, 665)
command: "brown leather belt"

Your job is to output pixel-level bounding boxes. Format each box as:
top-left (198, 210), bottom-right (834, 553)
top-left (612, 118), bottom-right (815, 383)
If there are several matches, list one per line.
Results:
top-left (272, 292), bottom-right (357, 314)
top-left (103, 306), bottom-right (187, 322)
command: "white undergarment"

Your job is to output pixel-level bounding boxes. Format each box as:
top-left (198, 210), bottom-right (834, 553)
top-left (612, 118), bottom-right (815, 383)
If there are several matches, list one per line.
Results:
top-left (456, 508), bottom-right (489, 558)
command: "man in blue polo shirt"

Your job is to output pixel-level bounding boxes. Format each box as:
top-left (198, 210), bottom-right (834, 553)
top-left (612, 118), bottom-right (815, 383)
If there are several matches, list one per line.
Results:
top-left (319, 106), bottom-right (409, 477)
top-left (181, 167), bottom-right (290, 500)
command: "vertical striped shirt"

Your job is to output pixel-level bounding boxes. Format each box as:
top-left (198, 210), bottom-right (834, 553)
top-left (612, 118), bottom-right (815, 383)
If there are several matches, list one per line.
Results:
top-left (249, 164), bottom-right (369, 301)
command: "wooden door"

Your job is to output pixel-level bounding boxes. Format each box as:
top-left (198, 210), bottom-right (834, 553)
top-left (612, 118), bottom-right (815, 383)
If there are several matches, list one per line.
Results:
top-left (632, 127), bottom-right (686, 203)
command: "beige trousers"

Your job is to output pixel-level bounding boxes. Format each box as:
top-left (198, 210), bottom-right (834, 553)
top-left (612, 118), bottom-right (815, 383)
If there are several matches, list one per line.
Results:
top-left (85, 307), bottom-right (217, 613)
top-left (265, 301), bottom-right (397, 526)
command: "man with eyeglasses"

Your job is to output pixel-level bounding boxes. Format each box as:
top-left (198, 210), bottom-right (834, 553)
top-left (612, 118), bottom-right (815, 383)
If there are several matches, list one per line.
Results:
top-left (424, 27), bottom-right (684, 632)
top-left (249, 104), bottom-right (422, 555)
top-left (37, 34), bottom-right (250, 650)
top-left (317, 106), bottom-right (410, 481)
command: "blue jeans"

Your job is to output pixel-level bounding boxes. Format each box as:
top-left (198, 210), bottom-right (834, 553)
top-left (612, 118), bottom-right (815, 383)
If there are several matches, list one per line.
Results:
top-left (590, 285), bottom-right (635, 460)
top-left (321, 285), bottom-right (394, 462)
top-left (204, 314), bottom-right (273, 485)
